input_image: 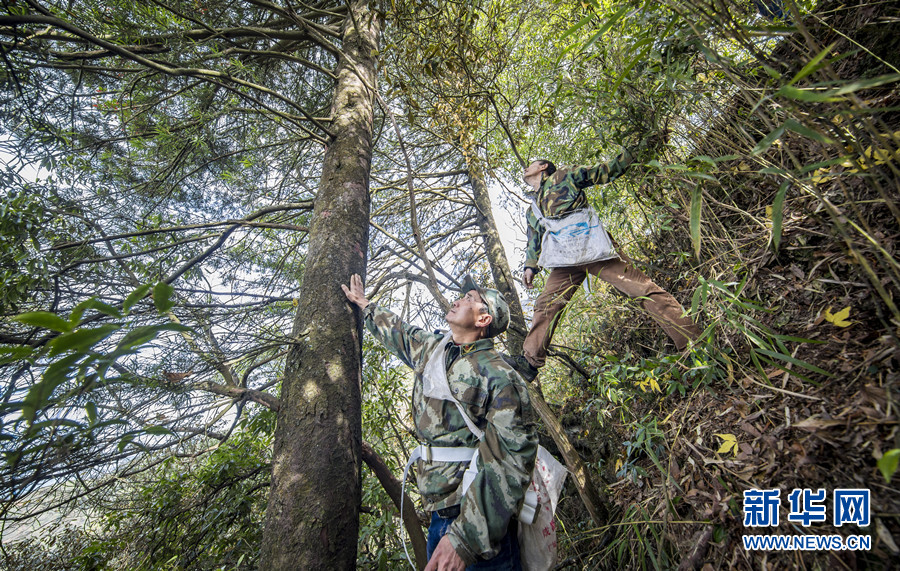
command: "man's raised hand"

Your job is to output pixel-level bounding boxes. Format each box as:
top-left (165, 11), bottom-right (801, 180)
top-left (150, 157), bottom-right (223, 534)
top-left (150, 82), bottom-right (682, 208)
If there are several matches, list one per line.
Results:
top-left (341, 273), bottom-right (370, 309)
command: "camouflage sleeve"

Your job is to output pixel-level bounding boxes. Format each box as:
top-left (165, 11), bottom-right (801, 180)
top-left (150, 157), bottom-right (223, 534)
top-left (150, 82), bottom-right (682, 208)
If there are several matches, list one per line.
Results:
top-left (570, 147), bottom-right (635, 189)
top-left (362, 304), bottom-right (439, 370)
top-left (524, 207), bottom-right (543, 272)
top-left (445, 377), bottom-right (538, 564)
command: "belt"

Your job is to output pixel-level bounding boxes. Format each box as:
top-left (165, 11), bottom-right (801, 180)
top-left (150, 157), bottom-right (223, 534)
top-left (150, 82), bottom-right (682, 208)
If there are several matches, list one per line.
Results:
top-left (435, 505), bottom-right (461, 519)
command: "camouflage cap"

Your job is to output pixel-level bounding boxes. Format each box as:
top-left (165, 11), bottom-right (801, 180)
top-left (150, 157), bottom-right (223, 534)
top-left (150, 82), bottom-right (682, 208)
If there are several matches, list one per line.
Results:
top-left (461, 274), bottom-right (510, 338)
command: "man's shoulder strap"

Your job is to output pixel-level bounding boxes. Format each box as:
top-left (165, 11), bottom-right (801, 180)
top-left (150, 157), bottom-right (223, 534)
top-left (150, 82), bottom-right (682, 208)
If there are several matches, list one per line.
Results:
top-left (530, 200), bottom-right (545, 224)
top-left (422, 336), bottom-right (486, 439)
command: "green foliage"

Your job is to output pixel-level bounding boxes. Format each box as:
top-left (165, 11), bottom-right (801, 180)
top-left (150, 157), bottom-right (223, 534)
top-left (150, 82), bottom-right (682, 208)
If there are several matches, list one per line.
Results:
top-left (82, 423), bottom-right (273, 570)
top-left (1, 283), bottom-right (190, 502)
top-left (1, 525), bottom-right (99, 571)
top-left (0, 187), bottom-right (54, 314)
top-left (357, 338), bottom-right (418, 568)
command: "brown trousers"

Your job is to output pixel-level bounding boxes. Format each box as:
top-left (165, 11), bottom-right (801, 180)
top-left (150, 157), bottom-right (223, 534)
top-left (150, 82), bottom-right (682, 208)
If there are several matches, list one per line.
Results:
top-left (523, 258), bottom-right (701, 368)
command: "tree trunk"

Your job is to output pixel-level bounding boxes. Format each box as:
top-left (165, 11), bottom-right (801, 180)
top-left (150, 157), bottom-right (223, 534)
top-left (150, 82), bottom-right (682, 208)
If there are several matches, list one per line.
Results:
top-left (467, 160), bottom-right (527, 355)
top-left (259, 3), bottom-right (381, 568)
top-left (526, 382), bottom-right (610, 525)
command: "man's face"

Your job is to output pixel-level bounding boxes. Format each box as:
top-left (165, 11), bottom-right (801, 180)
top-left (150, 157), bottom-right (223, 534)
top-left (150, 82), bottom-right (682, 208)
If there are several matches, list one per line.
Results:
top-left (523, 160), bottom-right (545, 182)
top-left (446, 290), bottom-right (488, 331)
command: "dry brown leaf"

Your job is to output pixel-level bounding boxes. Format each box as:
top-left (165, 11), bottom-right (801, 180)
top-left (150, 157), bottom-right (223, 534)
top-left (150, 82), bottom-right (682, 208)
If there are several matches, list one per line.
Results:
top-left (794, 416), bottom-right (843, 431)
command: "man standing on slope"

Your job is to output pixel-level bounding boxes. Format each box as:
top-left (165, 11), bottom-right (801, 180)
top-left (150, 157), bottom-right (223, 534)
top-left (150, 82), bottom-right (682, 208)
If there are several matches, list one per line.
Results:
top-left (342, 273), bottom-right (537, 570)
top-left (506, 143), bottom-right (702, 382)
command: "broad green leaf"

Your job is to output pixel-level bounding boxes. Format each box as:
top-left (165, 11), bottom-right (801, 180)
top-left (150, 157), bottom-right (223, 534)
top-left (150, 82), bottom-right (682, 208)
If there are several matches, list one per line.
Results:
top-left (117, 432), bottom-right (136, 453)
top-left (800, 156), bottom-right (852, 173)
top-left (123, 284), bottom-right (152, 313)
top-left (47, 324), bottom-right (120, 357)
top-left (13, 311), bottom-right (72, 333)
top-left (114, 323), bottom-right (192, 354)
top-left (118, 432), bottom-right (149, 453)
top-left (690, 279), bottom-right (708, 314)
top-left (560, 14), bottom-right (594, 42)
top-left (689, 155), bottom-right (717, 168)
top-left (28, 418), bottom-right (85, 432)
top-left (584, 4), bottom-right (629, 49)
top-left (21, 354), bottom-right (81, 424)
top-left (612, 41), bottom-right (652, 93)
top-left (153, 282), bottom-right (176, 313)
top-left (877, 449), bottom-right (900, 483)
top-left (144, 425), bottom-right (174, 436)
top-left (690, 185), bottom-right (702, 258)
top-left (771, 181), bottom-right (789, 251)
top-left (0, 346), bottom-right (37, 365)
top-left (70, 298), bottom-right (122, 324)
top-left (86, 401), bottom-right (97, 425)
top-left (92, 418), bottom-right (128, 430)
top-left (683, 171), bottom-right (717, 181)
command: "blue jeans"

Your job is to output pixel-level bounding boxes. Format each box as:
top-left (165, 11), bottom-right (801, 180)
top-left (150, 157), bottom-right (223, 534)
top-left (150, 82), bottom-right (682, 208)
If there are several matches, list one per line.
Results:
top-left (426, 511), bottom-right (522, 570)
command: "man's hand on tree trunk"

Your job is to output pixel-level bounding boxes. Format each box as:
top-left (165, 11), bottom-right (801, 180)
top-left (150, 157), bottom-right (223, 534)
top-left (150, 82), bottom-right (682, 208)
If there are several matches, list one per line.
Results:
top-left (341, 273), bottom-right (370, 309)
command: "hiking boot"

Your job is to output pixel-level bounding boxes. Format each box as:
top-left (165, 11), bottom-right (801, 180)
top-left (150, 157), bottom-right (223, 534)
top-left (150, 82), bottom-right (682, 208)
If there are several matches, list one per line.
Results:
top-left (502, 354), bottom-right (539, 382)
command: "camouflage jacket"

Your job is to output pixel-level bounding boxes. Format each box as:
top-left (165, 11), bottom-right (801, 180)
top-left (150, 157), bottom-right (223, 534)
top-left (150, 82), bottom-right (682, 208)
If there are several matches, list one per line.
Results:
top-left (363, 304), bottom-right (538, 564)
top-left (525, 148), bottom-right (635, 271)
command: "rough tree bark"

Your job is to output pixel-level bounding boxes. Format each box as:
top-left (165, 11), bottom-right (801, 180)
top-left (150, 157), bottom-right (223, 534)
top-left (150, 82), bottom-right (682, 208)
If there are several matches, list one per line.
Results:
top-left (259, 2), bottom-right (381, 568)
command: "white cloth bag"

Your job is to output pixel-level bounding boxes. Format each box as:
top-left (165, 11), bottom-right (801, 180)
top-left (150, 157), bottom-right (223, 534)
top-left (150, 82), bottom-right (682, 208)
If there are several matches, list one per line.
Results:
top-left (531, 201), bottom-right (617, 268)
top-left (519, 447), bottom-right (566, 571)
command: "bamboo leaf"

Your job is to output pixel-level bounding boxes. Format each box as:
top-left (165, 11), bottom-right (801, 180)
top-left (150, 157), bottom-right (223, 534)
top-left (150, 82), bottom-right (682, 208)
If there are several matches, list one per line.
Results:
top-left (115, 323), bottom-right (192, 354)
top-left (753, 347), bottom-right (833, 377)
top-left (581, 4), bottom-right (629, 52)
top-left (560, 14), bottom-right (594, 42)
top-left (784, 119), bottom-right (836, 144)
top-left (789, 42), bottom-right (837, 85)
top-left (771, 181), bottom-right (789, 251)
top-left (21, 354), bottom-right (81, 424)
top-left (690, 184), bottom-right (702, 258)
top-left (715, 433), bottom-right (738, 456)
top-left (70, 298), bottom-right (122, 323)
top-left (834, 72), bottom-right (900, 95)
top-left (751, 124), bottom-right (786, 155)
top-left (775, 85), bottom-right (841, 102)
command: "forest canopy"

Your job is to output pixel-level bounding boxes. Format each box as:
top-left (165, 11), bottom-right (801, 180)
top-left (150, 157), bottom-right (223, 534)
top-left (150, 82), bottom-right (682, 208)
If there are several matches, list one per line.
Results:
top-left (1, 0), bottom-right (898, 569)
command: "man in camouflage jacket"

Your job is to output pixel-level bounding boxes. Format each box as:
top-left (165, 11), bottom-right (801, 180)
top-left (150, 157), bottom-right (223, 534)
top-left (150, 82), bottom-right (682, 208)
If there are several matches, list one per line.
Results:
top-left (509, 145), bottom-right (701, 381)
top-left (342, 273), bottom-right (538, 570)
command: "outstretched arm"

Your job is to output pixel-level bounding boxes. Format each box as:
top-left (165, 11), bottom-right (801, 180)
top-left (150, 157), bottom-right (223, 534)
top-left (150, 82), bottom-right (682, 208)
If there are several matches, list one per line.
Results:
top-left (341, 273), bottom-right (370, 310)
